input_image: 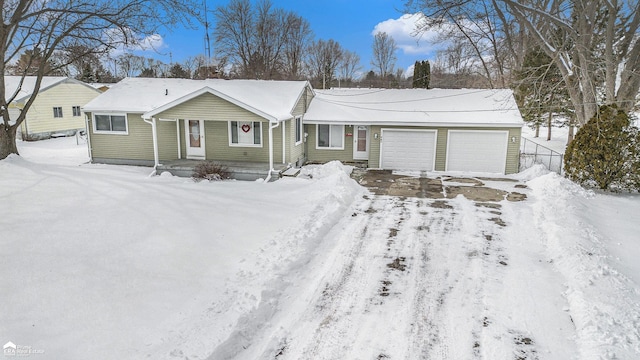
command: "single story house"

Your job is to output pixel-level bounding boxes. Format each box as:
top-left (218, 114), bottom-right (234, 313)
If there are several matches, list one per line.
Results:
top-left (5, 76), bottom-right (103, 140)
top-left (82, 78), bottom-right (524, 179)
top-left (82, 77), bottom-right (313, 180)
top-left (304, 88), bottom-right (524, 175)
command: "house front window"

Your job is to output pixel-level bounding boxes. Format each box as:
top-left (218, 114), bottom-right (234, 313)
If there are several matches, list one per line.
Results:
top-left (93, 114), bottom-right (128, 134)
top-left (295, 116), bottom-right (303, 144)
top-left (229, 121), bottom-right (262, 146)
top-left (317, 124), bottom-right (344, 149)
top-left (53, 107), bottom-right (63, 118)
top-left (72, 106), bottom-right (81, 116)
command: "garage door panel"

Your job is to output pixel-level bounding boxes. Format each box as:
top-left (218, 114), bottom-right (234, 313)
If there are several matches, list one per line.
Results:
top-left (381, 130), bottom-right (436, 171)
top-left (446, 131), bottom-right (507, 174)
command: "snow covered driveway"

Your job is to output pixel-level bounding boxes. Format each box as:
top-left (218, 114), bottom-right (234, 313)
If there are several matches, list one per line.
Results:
top-left (214, 177), bottom-right (581, 360)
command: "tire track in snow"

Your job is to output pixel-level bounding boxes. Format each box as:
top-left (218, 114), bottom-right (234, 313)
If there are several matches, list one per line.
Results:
top-left (218, 191), bottom-right (555, 360)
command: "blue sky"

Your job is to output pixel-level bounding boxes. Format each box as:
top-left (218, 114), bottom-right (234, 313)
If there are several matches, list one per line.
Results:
top-left (147, 0), bottom-right (438, 77)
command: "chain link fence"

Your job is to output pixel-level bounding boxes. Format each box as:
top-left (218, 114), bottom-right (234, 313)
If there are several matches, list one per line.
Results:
top-left (520, 137), bottom-right (564, 174)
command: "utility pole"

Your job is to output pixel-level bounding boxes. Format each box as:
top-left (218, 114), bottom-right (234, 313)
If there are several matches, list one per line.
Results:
top-left (203, 0), bottom-right (212, 78)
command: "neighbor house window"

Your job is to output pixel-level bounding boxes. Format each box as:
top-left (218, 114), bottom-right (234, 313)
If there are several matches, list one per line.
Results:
top-left (53, 107), bottom-right (63, 118)
top-left (93, 114), bottom-right (127, 134)
top-left (72, 106), bottom-right (81, 116)
top-left (317, 124), bottom-right (344, 149)
top-left (229, 121), bottom-right (261, 146)
top-left (295, 116), bottom-right (303, 144)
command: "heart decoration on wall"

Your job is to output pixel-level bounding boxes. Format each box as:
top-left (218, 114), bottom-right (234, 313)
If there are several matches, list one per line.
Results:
top-left (241, 124), bottom-right (251, 133)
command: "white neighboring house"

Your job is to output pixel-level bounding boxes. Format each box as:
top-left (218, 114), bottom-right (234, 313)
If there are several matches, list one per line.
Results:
top-left (5, 76), bottom-right (102, 140)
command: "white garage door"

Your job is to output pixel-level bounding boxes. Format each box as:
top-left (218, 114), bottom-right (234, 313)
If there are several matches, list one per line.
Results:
top-left (380, 129), bottom-right (437, 171)
top-left (446, 130), bottom-right (508, 174)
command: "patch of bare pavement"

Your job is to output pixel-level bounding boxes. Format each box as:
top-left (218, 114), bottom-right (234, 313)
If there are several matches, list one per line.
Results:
top-left (355, 169), bottom-right (527, 202)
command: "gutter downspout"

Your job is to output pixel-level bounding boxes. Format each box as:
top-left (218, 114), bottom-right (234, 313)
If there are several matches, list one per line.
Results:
top-left (265, 120), bottom-right (280, 182)
top-left (85, 113), bottom-right (93, 161)
top-left (282, 120), bottom-right (286, 164)
top-left (175, 119), bottom-right (181, 159)
top-left (142, 116), bottom-right (159, 176)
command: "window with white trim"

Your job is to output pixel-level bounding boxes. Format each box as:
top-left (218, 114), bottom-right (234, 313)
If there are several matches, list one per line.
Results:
top-left (72, 106), bottom-right (81, 116)
top-left (93, 114), bottom-right (128, 134)
top-left (317, 124), bottom-right (344, 149)
top-left (229, 121), bottom-right (262, 146)
top-left (295, 116), bottom-right (303, 144)
top-left (53, 107), bottom-right (63, 118)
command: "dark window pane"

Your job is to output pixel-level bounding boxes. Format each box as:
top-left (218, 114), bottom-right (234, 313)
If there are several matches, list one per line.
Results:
top-left (111, 116), bottom-right (126, 132)
top-left (318, 125), bottom-right (329, 147)
top-left (231, 121), bottom-right (238, 143)
top-left (95, 115), bottom-right (111, 131)
top-left (253, 122), bottom-right (261, 144)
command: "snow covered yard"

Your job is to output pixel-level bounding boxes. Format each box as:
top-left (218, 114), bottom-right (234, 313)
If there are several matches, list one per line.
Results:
top-left (1, 137), bottom-right (639, 359)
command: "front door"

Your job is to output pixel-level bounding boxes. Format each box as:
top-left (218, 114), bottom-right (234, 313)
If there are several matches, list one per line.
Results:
top-left (353, 125), bottom-right (369, 160)
top-left (185, 119), bottom-right (205, 158)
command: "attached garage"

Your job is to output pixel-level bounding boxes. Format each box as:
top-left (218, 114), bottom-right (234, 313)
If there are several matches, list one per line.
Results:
top-left (446, 130), bottom-right (509, 174)
top-left (303, 88), bottom-right (524, 175)
top-left (380, 129), bottom-right (437, 171)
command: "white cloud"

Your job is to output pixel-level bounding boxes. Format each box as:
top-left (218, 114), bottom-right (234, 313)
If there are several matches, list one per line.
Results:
top-left (372, 14), bottom-right (442, 57)
top-left (104, 28), bottom-right (166, 57)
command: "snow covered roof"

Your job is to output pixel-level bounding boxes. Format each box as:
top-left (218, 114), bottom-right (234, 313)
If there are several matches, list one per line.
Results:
top-left (4, 76), bottom-right (94, 103)
top-left (83, 77), bottom-right (311, 122)
top-left (304, 88), bottom-right (524, 127)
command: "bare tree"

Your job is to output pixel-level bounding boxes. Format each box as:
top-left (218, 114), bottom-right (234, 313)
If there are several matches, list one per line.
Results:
top-left (371, 32), bottom-right (397, 78)
top-left (282, 13), bottom-right (313, 80)
top-left (305, 39), bottom-right (343, 89)
top-left (214, 0), bottom-right (304, 79)
top-left (406, 0), bottom-right (640, 126)
top-left (500, 0), bottom-right (640, 126)
top-left (0, 0), bottom-right (199, 159)
top-left (338, 50), bottom-right (362, 84)
top-left (405, 0), bottom-right (525, 89)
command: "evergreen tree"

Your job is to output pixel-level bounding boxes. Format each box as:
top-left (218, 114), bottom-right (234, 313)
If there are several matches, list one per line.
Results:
top-left (412, 60), bottom-right (430, 89)
top-left (564, 105), bottom-right (640, 191)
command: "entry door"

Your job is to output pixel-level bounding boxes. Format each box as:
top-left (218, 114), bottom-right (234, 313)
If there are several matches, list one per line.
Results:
top-left (185, 119), bottom-right (205, 158)
top-left (353, 125), bottom-right (369, 160)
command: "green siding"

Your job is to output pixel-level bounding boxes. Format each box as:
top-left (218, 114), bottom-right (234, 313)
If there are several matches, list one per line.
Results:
top-left (89, 113), bottom-right (179, 162)
top-left (89, 112), bottom-right (154, 161)
top-left (306, 124), bottom-right (354, 163)
top-left (156, 92), bottom-right (264, 122)
top-left (505, 128), bottom-right (521, 174)
top-left (157, 119), bottom-right (179, 161)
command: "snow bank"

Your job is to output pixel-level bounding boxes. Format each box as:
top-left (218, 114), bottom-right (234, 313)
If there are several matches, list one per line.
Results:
top-left (0, 152), bottom-right (364, 360)
top-left (528, 173), bottom-right (640, 358)
top-left (206, 164), bottom-right (365, 359)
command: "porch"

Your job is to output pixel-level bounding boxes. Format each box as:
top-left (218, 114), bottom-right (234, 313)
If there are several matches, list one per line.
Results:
top-left (156, 159), bottom-right (291, 181)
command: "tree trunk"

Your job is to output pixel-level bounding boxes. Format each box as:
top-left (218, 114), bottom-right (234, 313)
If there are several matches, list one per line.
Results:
top-left (535, 124), bottom-right (540, 137)
top-left (0, 125), bottom-right (19, 160)
top-left (567, 123), bottom-right (575, 146)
